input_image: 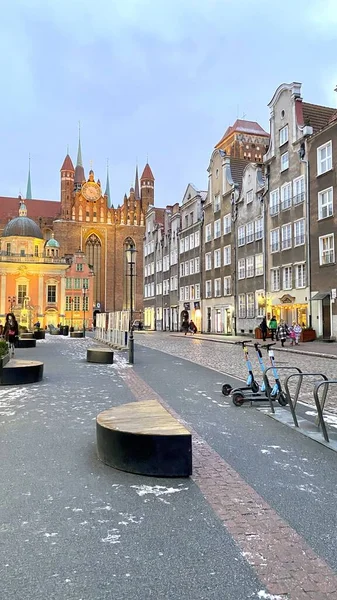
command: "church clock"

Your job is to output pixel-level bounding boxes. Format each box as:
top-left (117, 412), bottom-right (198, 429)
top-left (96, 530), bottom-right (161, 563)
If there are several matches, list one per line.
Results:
top-left (82, 182), bottom-right (101, 201)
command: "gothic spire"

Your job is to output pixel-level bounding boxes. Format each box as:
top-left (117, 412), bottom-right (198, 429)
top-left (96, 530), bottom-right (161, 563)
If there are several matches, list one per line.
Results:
top-left (134, 164), bottom-right (140, 200)
top-left (105, 159), bottom-right (112, 208)
top-left (26, 154), bottom-right (32, 199)
top-left (76, 121), bottom-right (83, 167)
top-left (74, 122), bottom-right (85, 187)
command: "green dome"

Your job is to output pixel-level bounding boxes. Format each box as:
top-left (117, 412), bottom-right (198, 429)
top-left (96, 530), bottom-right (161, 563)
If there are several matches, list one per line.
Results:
top-left (45, 235), bottom-right (60, 248)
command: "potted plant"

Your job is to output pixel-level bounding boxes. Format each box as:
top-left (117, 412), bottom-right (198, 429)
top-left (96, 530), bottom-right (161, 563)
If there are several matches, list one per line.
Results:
top-left (300, 327), bottom-right (316, 343)
top-left (0, 339), bottom-right (10, 369)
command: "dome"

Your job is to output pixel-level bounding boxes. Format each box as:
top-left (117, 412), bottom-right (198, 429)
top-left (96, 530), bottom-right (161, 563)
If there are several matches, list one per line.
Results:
top-left (45, 235), bottom-right (60, 248)
top-left (2, 216), bottom-right (44, 239)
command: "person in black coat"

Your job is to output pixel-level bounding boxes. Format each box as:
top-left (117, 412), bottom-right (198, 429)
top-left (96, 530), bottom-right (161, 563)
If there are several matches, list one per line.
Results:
top-left (260, 316), bottom-right (268, 342)
top-left (3, 313), bottom-right (19, 356)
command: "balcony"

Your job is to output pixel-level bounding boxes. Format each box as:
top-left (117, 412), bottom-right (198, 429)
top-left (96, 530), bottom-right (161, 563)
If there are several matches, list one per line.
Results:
top-left (281, 198), bottom-right (292, 211)
top-left (0, 252), bottom-right (68, 264)
top-left (270, 203), bottom-right (280, 216)
top-left (293, 192), bottom-right (305, 206)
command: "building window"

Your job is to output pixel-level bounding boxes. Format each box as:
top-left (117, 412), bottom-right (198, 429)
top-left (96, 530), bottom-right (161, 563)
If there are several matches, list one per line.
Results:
top-left (17, 284), bottom-right (27, 305)
top-left (223, 276), bottom-right (231, 296)
top-left (195, 283), bottom-right (200, 300)
top-left (318, 187), bottom-right (333, 220)
top-left (180, 263), bottom-right (184, 277)
top-left (66, 296), bottom-right (72, 311)
top-left (214, 249), bottom-right (221, 268)
top-left (283, 266), bottom-right (292, 290)
top-left (214, 219), bottom-right (221, 239)
top-left (246, 256), bottom-right (254, 278)
top-left (184, 286), bottom-right (189, 300)
top-left (205, 280), bottom-right (212, 298)
top-left (281, 183), bottom-right (292, 210)
top-left (270, 189), bottom-right (280, 215)
top-left (195, 257), bottom-right (200, 273)
top-left (295, 264), bottom-right (306, 288)
top-left (279, 124), bottom-right (289, 146)
top-left (223, 245), bottom-right (231, 265)
top-left (190, 233), bottom-right (195, 250)
top-left (20, 249), bottom-right (25, 257)
top-left (317, 141), bottom-right (332, 175)
top-left (238, 225), bottom-right (245, 246)
top-left (6, 242), bottom-right (11, 255)
top-left (281, 223), bottom-right (292, 250)
top-left (319, 234), bottom-right (335, 265)
top-left (34, 245), bottom-right (39, 257)
top-left (83, 296), bottom-right (89, 311)
top-left (73, 296), bottom-right (80, 310)
top-left (184, 237), bottom-right (190, 252)
top-left (74, 277), bottom-right (81, 289)
top-left (189, 284), bottom-right (195, 300)
top-left (246, 222), bottom-right (254, 243)
top-left (270, 268), bottom-right (280, 292)
top-left (214, 194), bottom-right (221, 212)
top-left (179, 239), bottom-right (185, 254)
top-left (47, 284), bottom-right (56, 304)
top-left (255, 217), bottom-right (263, 240)
top-left (185, 261), bottom-right (189, 276)
top-left (156, 283), bottom-right (162, 296)
top-left (190, 212), bottom-right (194, 226)
top-left (66, 277), bottom-right (72, 289)
top-left (214, 278), bottom-right (221, 297)
top-left (194, 231), bottom-right (200, 247)
top-left (205, 252), bottom-right (212, 271)
top-left (76, 263), bottom-right (83, 272)
top-left (281, 151), bottom-right (289, 172)
top-left (293, 176), bottom-right (305, 205)
top-left (246, 190), bottom-right (253, 204)
top-left (179, 287), bottom-right (184, 301)
top-left (270, 228), bottom-right (280, 252)
top-left (238, 258), bottom-right (245, 279)
top-left (255, 254), bottom-right (263, 276)
top-left (83, 278), bottom-right (89, 289)
top-left (238, 294), bottom-right (246, 318)
top-left (223, 213), bottom-right (231, 235)
top-left (190, 259), bottom-right (195, 275)
top-left (294, 219), bottom-right (305, 246)
top-left (246, 293), bottom-right (255, 318)
top-left (205, 223), bottom-right (212, 243)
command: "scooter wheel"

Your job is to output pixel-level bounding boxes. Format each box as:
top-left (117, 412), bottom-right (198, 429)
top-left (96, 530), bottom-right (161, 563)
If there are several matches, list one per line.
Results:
top-left (222, 383), bottom-right (233, 396)
top-left (251, 380), bottom-right (259, 394)
top-left (232, 393), bottom-right (245, 407)
top-left (278, 391), bottom-right (288, 406)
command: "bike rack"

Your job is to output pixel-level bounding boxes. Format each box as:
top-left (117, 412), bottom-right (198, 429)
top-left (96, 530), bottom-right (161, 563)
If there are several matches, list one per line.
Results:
top-left (284, 372), bottom-right (329, 429)
top-left (263, 366), bottom-right (302, 414)
top-left (313, 380), bottom-right (337, 443)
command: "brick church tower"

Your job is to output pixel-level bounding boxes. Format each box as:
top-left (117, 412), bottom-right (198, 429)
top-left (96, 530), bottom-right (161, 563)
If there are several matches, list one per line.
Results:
top-left (60, 153), bottom-right (75, 219)
top-left (140, 163), bottom-right (155, 215)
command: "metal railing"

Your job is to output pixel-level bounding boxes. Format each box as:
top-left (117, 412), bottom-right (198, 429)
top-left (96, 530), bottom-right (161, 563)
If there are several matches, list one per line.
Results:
top-left (284, 372), bottom-right (329, 429)
top-left (0, 253), bottom-right (67, 264)
top-left (313, 380), bottom-right (337, 443)
top-left (263, 366), bottom-right (302, 413)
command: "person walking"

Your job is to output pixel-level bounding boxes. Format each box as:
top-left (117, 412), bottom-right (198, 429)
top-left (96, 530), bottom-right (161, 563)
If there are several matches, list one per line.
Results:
top-left (268, 316), bottom-right (278, 341)
top-left (182, 319), bottom-right (189, 336)
top-left (259, 316), bottom-right (268, 342)
top-left (293, 322), bottom-right (302, 345)
top-left (189, 320), bottom-right (197, 334)
top-left (277, 320), bottom-right (288, 347)
top-left (3, 313), bottom-right (19, 357)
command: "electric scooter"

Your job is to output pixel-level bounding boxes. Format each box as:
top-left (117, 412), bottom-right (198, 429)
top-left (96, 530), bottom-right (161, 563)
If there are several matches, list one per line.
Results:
top-left (262, 342), bottom-right (288, 406)
top-left (222, 340), bottom-right (259, 396)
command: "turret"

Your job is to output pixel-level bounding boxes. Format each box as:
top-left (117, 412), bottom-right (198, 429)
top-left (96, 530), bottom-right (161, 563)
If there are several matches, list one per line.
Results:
top-left (140, 162), bottom-right (154, 214)
top-left (60, 151), bottom-right (75, 219)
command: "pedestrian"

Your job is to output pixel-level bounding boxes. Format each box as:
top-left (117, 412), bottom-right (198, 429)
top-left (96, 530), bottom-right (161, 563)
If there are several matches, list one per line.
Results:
top-left (277, 320), bottom-right (288, 347)
top-left (293, 321), bottom-right (302, 345)
top-left (182, 319), bottom-right (189, 336)
top-left (259, 316), bottom-right (268, 342)
top-left (189, 320), bottom-right (197, 334)
top-left (268, 315), bottom-right (278, 341)
top-left (3, 312), bottom-right (19, 357)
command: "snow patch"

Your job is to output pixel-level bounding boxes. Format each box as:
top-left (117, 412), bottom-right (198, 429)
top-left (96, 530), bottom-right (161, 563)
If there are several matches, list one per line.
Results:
top-left (257, 592), bottom-right (285, 600)
top-left (131, 485), bottom-right (188, 497)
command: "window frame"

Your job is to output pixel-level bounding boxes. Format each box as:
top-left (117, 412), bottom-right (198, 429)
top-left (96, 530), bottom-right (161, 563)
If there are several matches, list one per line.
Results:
top-left (317, 141), bottom-right (332, 176)
top-left (318, 187), bottom-right (333, 220)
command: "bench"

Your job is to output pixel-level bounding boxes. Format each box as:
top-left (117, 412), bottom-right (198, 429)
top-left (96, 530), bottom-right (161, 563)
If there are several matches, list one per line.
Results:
top-left (87, 347), bottom-right (114, 364)
top-left (70, 331), bottom-right (84, 338)
top-left (20, 332), bottom-right (34, 339)
top-left (96, 399), bottom-right (192, 477)
top-left (18, 338), bottom-right (36, 348)
top-left (0, 358), bottom-right (44, 385)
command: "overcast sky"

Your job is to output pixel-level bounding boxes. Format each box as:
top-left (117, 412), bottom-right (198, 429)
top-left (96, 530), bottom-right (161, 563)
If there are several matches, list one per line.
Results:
top-left (1, 0), bottom-right (336, 206)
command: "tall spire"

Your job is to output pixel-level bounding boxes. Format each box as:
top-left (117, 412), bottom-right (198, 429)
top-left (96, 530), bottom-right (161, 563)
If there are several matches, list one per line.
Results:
top-left (134, 164), bottom-right (140, 200)
top-left (76, 121), bottom-right (83, 167)
top-left (105, 159), bottom-right (112, 207)
top-left (26, 154), bottom-right (32, 199)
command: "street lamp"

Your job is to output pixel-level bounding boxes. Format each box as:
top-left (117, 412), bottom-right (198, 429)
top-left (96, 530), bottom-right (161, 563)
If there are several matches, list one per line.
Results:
top-left (82, 286), bottom-right (88, 337)
top-left (69, 298), bottom-right (74, 332)
top-left (125, 242), bottom-right (137, 364)
top-left (8, 296), bottom-right (16, 311)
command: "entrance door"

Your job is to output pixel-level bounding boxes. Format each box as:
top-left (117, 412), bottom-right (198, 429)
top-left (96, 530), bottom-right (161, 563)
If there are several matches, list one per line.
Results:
top-left (322, 296), bottom-right (331, 339)
top-left (207, 307), bottom-right (211, 333)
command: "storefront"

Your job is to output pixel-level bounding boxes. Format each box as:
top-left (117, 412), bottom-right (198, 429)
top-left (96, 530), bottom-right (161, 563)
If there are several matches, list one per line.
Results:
top-left (270, 294), bottom-right (308, 327)
top-left (214, 305), bottom-right (233, 335)
top-left (144, 306), bottom-right (155, 330)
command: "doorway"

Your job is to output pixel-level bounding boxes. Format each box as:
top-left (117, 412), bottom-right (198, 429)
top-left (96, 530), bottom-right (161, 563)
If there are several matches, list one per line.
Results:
top-left (207, 307), bottom-right (211, 333)
top-left (322, 295), bottom-right (331, 339)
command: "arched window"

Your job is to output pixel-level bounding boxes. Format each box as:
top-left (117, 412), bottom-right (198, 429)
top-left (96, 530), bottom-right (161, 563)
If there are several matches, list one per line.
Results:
top-left (85, 234), bottom-right (101, 305)
top-left (124, 237), bottom-right (136, 311)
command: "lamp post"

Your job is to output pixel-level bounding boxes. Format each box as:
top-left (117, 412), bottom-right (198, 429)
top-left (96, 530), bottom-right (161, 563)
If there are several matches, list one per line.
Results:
top-left (125, 242), bottom-right (137, 364)
top-left (69, 298), bottom-right (74, 332)
top-left (8, 296), bottom-right (16, 311)
top-left (82, 286), bottom-right (87, 337)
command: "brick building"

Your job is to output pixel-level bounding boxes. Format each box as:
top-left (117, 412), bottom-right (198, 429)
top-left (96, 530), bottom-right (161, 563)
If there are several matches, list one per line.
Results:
top-left (0, 140), bottom-right (155, 323)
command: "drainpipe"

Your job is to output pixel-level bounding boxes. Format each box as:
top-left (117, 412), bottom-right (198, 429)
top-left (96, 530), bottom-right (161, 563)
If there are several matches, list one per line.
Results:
top-left (301, 157), bottom-right (312, 328)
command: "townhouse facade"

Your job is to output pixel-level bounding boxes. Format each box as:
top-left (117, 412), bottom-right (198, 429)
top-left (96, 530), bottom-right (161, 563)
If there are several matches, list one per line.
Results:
top-left (264, 82), bottom-right (335, 330)
top-left (178, 185), bottom-right (205, 332)
top-left (309, 112), bottom-right (337, 339)
top-left (235, 163), bottom-right (265, 333)
top-left (143, 206), bottom-right (165, 329)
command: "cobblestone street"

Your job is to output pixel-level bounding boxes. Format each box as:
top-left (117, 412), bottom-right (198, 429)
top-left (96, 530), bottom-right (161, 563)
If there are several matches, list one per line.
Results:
top-left (135, 332), bottom-right (337, 416)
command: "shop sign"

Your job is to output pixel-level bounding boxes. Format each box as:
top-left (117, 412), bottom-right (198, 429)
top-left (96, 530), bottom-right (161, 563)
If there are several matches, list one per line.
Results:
top-left (194, 301), bottom-right (200, 309)
top-left (184, 302), bottom-right (190, 310)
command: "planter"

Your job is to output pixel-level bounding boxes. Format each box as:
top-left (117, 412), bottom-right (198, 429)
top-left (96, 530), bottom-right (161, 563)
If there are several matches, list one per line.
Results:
top-left (300, 329), bottom-right (316, 343)
top-left (33, 330), bottom-right (46, 340)
top-left (0, 353), bottom-right (10, 369)
top-left (255, 327), bottom-right (272, 340)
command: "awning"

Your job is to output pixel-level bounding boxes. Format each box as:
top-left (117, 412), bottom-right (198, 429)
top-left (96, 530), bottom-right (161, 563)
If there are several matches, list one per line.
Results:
top-left (311, 292), bottom-right (330, 301)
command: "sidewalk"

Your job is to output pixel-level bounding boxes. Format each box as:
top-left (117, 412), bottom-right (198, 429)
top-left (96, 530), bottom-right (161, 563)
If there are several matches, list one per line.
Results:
top-left (2, 335), bottom-right (337, 599)
top-left (171, 331), bottom-right (337, 359)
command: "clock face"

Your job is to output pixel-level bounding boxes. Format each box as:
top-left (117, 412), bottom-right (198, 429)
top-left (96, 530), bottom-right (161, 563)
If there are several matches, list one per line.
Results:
top-left (82, 182), bottom-right (101, 201)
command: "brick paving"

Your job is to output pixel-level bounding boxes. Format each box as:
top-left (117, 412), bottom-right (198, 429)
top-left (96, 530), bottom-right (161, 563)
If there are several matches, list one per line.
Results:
top-left (122, 364), bottom-right (337, 600)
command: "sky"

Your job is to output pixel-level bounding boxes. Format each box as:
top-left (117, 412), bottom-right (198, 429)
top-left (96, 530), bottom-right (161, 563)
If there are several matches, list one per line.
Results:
top-left (1, 0), bottom-right (337, 207)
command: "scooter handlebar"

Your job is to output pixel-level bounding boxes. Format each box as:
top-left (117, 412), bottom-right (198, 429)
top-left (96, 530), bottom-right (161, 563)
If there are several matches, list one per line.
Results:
top-left (234, 339), bottom-right (252, 345)
top-left (260, 343), bottom-right (276, 349)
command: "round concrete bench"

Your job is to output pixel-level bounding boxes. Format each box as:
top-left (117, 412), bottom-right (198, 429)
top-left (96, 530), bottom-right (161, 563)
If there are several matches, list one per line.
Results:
top-left (18, 338), bottom-right (36, 348)
top-left (0, 359), bottom-right (44, 385)
top-left (20, 332), bottom-right (34, 339)
top-left (70, 331), bottom-right (84, 338)
top-left (87, 347), bottom-right (114, 364)
top-left (96, 399), bottom-right (192, 477)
